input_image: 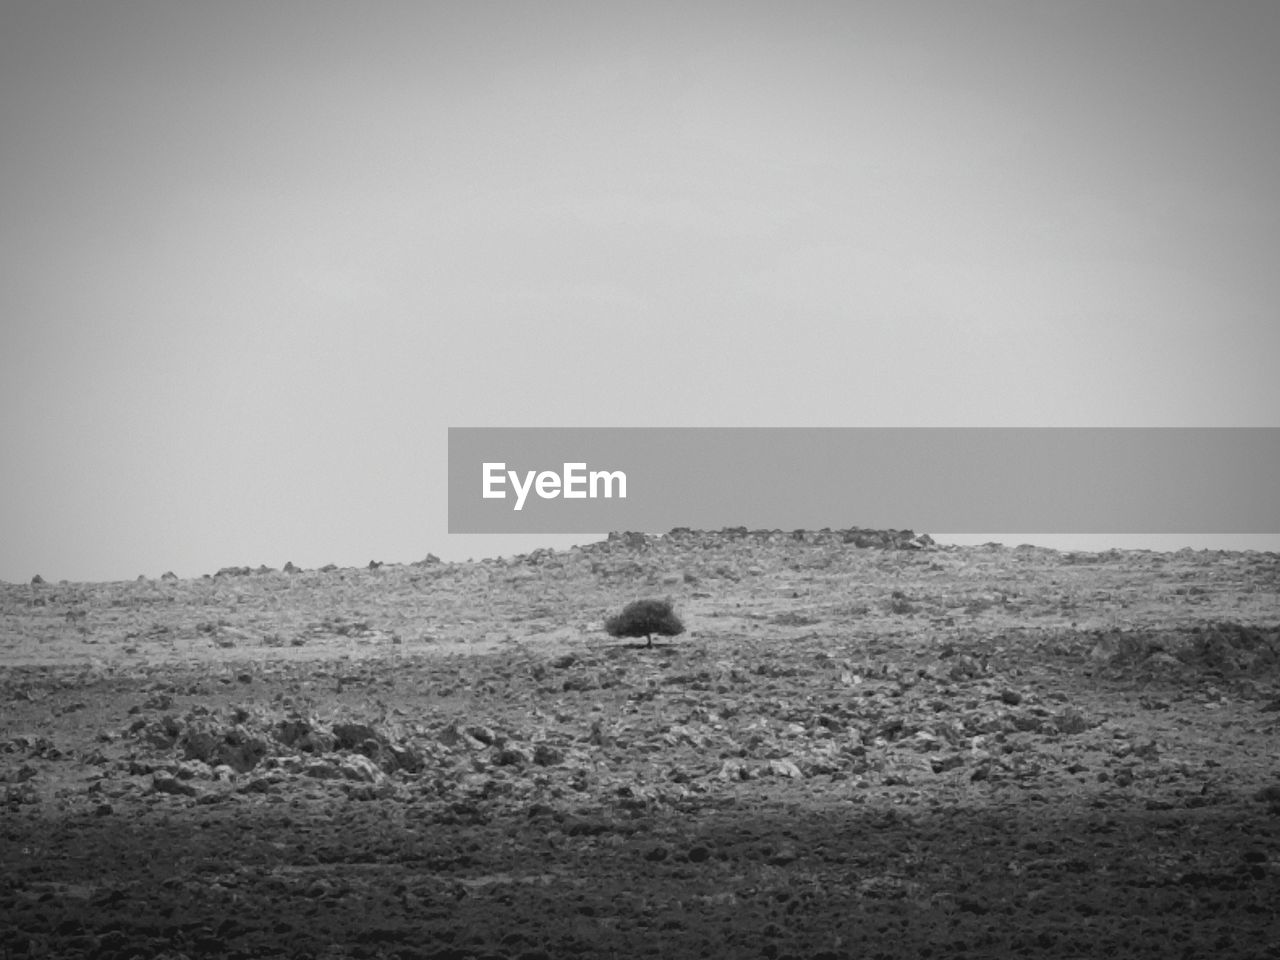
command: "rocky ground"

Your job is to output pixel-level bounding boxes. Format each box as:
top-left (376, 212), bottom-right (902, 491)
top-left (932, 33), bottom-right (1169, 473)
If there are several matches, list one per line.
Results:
top-left (2, 528), bottom-right (1279, 960)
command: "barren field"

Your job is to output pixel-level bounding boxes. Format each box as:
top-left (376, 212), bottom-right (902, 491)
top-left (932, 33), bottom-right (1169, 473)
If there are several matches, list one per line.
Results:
top-left (3, 528), bottom-right (1279, 960)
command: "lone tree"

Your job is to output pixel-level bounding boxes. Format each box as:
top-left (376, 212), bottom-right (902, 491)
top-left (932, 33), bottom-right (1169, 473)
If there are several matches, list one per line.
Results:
top-left (605, 599), bottom-right (685, 648)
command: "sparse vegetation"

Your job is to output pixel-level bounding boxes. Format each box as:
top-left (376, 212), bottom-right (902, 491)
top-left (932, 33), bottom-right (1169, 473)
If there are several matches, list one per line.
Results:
top-left (604, 598), bottom-right (685, 647)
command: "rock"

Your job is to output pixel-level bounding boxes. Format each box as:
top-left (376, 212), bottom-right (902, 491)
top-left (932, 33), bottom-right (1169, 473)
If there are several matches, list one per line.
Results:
top-left (586, 720), bottom-right (612, 747)
top-left (238, 774), bottom-right (282, 794)
top-left (1010, 713), bottom-right (1046, 733)
top-left (172, 760), bottom-right (209, 780)
top-left (332, 722), bottom-right (382, 750)
top-left (768, 758), bottom-right (803, 779)
top-left (1133, 740), bottom-right (1160, 760)
top-left (386, 744), bottom-right (423, 774)
top-left (716, 759), bottom-right (750, 781)
top-left (343, 779), bottom-right (398, 800)
top-left (947, 657), bottom-right (985, 681)
top-left (931, 755), bottom-right (967, 774)
top-left (768, 842), bottom-right (798, 865)
top-left (151, 773), bottom-right (198, 797)
top-left (532, 744), bottom-right (564, 766)
top-left (288, 722), bottom-right (336, 754)
top-left (464, 725), bottom-right (497, 745)
top-left (338, 755), bottom-right (383, 782)
top-left (302, 754), bottom-right (382, 783)
top-left (1054, 709), bottom-right (1091, 735)
top-left (496, 745), bottom-right (532, 766)
top-left (440, 722), bottom-right (490, 750)
top-left (1254, 783), bottom-right (1280, 804)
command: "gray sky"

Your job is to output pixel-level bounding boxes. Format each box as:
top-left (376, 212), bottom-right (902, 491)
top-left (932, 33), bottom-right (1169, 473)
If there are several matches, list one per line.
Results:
top-left (3, 1), bottom-right (1278, 582)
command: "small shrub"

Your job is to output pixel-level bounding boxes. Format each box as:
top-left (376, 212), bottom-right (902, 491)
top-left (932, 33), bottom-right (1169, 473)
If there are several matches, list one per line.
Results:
top-left (605, 599), bottom-right (685, 648)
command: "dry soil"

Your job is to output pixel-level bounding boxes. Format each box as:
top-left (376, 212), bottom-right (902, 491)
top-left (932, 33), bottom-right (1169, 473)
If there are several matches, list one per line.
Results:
top-left (3, 528), bottom-right (1279, 959)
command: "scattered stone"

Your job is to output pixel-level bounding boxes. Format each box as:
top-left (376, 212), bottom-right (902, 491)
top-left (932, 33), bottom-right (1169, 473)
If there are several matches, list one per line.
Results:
top-left (1, 527), bottom-right (1275, 959)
